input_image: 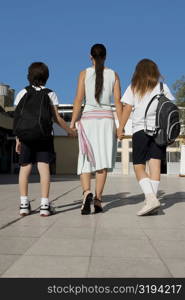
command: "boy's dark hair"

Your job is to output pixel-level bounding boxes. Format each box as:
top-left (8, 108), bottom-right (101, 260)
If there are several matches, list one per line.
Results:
top-left (27, 62), bottom-right (49, 86)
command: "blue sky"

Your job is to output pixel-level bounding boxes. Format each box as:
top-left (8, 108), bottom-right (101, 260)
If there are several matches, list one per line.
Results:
top-left (0, 0), bottom-right (185, 103)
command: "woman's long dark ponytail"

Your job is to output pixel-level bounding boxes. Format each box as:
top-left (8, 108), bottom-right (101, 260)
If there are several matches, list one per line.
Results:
top-left (91, 44), bottom-right (106, 103)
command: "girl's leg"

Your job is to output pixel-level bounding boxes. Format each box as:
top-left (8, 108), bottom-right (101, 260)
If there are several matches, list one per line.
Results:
top-left (80, 172), bottom-right (91, 197)
top-left (134, 164), bottom-right (160, 216)
top-left (134, 164), bottom-right (149, 181)
top-left (95, 168), bottom-right (107, 200)
top-left (134, 164), bottom-right (154, 197)
top-left (148, 159), bottom-right (161, 196)
top-left (94, 168), bottom-right (107, 213)
top-left (80, 173), bottom-right (93, 214)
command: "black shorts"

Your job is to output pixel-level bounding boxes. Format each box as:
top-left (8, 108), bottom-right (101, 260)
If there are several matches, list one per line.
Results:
top-left (19, 137), bottom-right (55, 166)
top-left (132, 130), bottom-right (166, 165)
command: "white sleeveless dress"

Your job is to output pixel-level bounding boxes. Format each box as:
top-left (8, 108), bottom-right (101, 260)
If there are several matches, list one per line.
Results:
top-left (77, 67), bottom-right (117, 175)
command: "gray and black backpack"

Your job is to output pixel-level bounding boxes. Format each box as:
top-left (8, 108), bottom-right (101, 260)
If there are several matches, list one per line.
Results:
top-left (144, 82), bottom-right (180, 146)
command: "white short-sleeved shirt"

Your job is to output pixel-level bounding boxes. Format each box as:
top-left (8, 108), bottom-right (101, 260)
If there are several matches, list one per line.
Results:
top-left (121, 82), bottom-right (175, 134)
top-left (14, 85), bottom-right (60, 106)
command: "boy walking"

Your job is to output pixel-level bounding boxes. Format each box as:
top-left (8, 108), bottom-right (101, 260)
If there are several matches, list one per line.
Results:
top-left (14, 62), bottom-right (75, 216)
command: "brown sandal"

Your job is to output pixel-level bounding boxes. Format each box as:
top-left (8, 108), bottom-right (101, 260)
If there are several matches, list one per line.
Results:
top-left (94, 197), bottom-right (103, 214)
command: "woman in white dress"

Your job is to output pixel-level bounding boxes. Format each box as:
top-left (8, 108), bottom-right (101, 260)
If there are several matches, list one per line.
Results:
top-left (70, 44), bottom-right (122, 214)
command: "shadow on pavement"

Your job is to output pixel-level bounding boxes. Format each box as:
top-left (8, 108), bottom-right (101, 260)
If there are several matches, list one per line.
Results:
top-left (102, 192), bottom-right (143, 213)
top-left (160, 191), bottom-right (185, 210)
top-left (100, 190), bottom-right (185, 215)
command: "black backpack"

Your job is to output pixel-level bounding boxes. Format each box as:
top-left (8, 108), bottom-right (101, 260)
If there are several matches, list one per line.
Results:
top-left (144, 82), bottom-right (180, 146)
top-left (13, 86), bottom-right (53, 143)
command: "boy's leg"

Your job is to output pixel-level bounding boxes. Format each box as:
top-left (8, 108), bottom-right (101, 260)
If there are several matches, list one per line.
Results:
top-left (37, 162), bottom-right (53, 216)
top-left (19, 164), bottom-right (32, 196)
top-left (148, 158), bottom-right (161, 196)
top-left (37, 162), bottom-right (50, 199)
top-left (19, 164), bottom-right (32, 216)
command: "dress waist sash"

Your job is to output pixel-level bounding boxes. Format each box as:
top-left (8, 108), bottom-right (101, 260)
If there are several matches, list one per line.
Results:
top-left (77, 110), bottom-right (114, 167)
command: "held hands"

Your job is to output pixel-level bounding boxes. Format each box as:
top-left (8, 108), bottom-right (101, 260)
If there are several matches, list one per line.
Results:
top-left (67, 122), bottom-right (78, 137)
top-left (67, 127), bottom-right (77, 137)
top-left (117, 127), bottom-right (125, 140)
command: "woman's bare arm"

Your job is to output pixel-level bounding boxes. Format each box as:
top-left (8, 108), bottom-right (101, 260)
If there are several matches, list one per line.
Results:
top-left (70, 70), bottom-right (86, 128)
top-left (113, 72), bottom-right (123, 124)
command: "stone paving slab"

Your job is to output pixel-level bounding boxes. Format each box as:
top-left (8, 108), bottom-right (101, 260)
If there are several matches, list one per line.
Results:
top-left (87, 257), bottom-right (172, 278)
top-left (2, 256), bottom-right (89, 278)
top-left (0, 174), bottom-right (185, 278)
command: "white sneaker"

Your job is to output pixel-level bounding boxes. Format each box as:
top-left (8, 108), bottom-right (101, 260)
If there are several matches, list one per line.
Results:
top-left (137, 194), bottom-right (160, 216)
top-left (40, 204), bottom-right (55, 217)
top-left (20, 203), bottom-right (31, 216)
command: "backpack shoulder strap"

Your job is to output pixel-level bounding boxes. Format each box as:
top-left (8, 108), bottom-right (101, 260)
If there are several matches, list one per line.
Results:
top-left (144, 94), bottom-right (159, 120)
top-left (15, 87), bottom-right (31, 115)
top-left (144, 82), bottom-right (164, 121)
top-left (41, 88), bottom-right (53, 94)
top-left (24, 85), bottom-right (35, 93)
top-left (25, 86), bottom-right (52, 94)
top-left (160, 82), bottom-right (164, 94)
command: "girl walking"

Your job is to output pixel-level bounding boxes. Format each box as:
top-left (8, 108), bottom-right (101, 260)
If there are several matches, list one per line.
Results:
top-left (71, 44), bottom-right (122, 214)
top-left (117, 59), bottom-right (175, 216)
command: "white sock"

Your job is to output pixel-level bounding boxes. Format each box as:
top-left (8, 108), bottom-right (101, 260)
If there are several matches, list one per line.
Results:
top-left (150, 180), bottom-right (160, 196)
top-left (139, 178), bottom-right (154, 196)
top-left (20, 196), bottom-right (29, 206)
top-left (41, 198), bottom-right (49, 206)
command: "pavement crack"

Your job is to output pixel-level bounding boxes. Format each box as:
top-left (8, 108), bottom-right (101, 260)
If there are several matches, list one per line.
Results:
top-left (143, 229), bottom-right (174, 278)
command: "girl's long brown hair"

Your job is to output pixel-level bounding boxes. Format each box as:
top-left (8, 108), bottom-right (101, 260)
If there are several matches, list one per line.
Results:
top-left (131, 59), bottom-right (162, 97)
top-left (91, 44), bottom-right (106, 103)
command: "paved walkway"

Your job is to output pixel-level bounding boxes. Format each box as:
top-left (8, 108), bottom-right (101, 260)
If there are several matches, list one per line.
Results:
top-left (0, 174), bottom-right (185, 278)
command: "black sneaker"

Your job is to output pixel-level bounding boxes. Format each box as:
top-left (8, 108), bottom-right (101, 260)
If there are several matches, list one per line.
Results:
top-left (81, 193), bottom-right (93, 215)
top-left (40, 204), bottom-right (55, 217)
top-left (20, 202), bottom-right (31, 216)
